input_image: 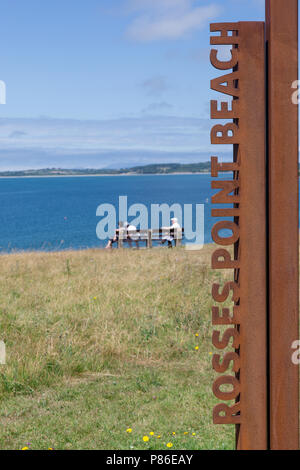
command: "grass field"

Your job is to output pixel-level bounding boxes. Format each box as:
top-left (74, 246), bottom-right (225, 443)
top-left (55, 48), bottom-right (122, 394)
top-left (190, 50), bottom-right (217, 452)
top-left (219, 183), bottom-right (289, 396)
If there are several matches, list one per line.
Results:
top-left (0, 246), bottom-right (235, 450)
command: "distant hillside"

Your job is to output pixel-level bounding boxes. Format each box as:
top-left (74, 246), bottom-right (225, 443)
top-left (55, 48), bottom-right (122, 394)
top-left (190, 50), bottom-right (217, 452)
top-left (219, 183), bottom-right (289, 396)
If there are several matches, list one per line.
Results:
top-left (0, 162), bottom-right (211, 177)
top-left (121, 162), bottom-right (210, 174)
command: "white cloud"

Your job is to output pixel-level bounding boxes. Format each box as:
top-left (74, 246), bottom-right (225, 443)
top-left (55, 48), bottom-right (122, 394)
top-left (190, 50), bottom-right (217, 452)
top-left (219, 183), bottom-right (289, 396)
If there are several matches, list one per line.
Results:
top-left (0, 115), bottom-right (216, 170)
top-left (0, 113), bottom-right (239, 170)
top-left (0, 115), bottom-right (210, 154)
top-left (125, 1), bottom-right (221, 42)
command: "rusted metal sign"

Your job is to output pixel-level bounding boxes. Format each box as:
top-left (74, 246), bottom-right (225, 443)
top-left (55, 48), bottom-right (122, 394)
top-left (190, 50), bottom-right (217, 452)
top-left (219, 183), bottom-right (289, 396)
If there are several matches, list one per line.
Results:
top-left (210, 2), bottom-right (299, 451)
top-left (210, 21), bottom-right (267, 450)
top-left (266, 0), bottom-right (299, 451)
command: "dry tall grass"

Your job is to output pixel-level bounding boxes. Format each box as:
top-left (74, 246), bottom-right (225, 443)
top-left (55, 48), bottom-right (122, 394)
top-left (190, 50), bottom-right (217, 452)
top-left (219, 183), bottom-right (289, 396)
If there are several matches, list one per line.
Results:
top-left (0, 246), bottom-right (234, 449)
top-left (0, 246), bottom-right (229, 393)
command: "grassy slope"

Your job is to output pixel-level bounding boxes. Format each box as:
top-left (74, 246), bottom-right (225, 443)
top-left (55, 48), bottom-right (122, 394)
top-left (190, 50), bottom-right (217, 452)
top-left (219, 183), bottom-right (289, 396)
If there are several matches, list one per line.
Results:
top-left (0, 246), bottom-right (234, 450)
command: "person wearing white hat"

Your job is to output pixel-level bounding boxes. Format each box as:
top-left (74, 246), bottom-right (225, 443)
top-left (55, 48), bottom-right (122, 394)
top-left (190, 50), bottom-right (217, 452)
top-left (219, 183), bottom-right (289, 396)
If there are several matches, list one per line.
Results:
top-left (124, 222), bottom-right (140, 248)
top-left (161, 217), bottom-right (181, 248)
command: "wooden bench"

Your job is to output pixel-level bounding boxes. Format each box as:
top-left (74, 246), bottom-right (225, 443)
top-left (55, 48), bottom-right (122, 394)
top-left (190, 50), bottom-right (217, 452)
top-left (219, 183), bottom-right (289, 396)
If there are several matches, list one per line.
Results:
top-left (117, 228), bottom-right (184, 248)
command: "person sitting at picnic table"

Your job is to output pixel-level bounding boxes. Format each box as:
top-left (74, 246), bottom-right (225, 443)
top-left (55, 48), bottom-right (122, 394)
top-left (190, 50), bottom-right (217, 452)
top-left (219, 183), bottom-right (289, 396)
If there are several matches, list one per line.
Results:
top-left (125, 222), bottom-right (140, 248)
top-left (160, 217), bottom-right (181, 248)
top-left (105, 221), bottom-right (139, 249)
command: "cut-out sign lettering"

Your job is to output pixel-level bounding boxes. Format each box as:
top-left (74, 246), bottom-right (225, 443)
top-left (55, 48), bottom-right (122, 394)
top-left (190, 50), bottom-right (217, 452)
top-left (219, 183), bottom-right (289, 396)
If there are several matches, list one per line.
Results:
top-left (210, 22), bottom-right (241, 426)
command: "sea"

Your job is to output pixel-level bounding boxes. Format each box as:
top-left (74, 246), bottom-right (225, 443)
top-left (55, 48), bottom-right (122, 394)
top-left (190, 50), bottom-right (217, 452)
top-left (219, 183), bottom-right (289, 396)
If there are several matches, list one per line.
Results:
top-left (0, 174), bottom-right (245, 253)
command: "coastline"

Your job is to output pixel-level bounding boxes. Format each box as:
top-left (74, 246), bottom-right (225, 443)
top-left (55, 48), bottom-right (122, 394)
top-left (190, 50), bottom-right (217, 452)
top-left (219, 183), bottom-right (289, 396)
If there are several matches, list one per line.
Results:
top-left (0, 172), bottom-right (210, 178)
top-left (0, 243), bottom-right (210, 257)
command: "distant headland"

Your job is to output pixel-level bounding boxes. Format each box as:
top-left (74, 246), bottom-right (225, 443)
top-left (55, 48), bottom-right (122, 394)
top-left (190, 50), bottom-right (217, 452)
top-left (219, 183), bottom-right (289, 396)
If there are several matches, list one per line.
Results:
top-left (0, 162), bottom-right (211, 177)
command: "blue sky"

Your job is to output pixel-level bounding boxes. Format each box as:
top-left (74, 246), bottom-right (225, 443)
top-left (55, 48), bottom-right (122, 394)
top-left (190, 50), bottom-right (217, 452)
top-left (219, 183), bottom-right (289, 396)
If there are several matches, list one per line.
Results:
top-left (0, 0), bottom-right (265, 169)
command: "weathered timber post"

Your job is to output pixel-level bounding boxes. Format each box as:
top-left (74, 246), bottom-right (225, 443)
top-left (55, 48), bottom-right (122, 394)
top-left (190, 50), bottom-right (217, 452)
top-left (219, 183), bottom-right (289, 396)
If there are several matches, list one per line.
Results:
top-left (174, 229), bottom-right (182, 247)
top-left (147, 230), bottom-right (152, 249)
top-left (118, 228), bottom-right (124, 249)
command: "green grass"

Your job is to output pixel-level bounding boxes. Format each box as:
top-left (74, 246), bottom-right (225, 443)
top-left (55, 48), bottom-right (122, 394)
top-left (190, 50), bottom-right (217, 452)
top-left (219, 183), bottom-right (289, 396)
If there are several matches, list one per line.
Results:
top-left (0, 246), bottom-right (234, 450)
top-left (0, 366), bottom-right (233, 450)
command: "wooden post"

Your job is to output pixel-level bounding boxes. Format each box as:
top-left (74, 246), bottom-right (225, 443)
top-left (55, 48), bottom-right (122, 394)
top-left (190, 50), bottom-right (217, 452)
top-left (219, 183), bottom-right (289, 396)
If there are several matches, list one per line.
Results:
top-left (118, 229), bottom-right (124, 249)
top-left (147, 230), bottom-right (152, 249)
top-left (266, 0), bottom-right (299, 450)
top-left (174, 229), bottom-right (182, 247)
top-left (174, 230), bottom-right (178, 247)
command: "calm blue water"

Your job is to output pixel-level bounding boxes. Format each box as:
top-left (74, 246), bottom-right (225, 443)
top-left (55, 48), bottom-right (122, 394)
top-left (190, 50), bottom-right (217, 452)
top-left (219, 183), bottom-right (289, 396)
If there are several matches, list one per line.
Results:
top-left (0, 174), bottom-right (230, 253)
